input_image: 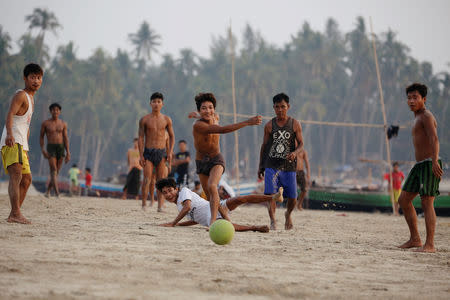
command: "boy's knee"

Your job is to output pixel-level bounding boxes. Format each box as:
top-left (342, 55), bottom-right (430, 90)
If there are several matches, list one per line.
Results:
top-left (421, 197), bottom-right (434, 210)
top-left (207, 184), bottom-right (217, 192)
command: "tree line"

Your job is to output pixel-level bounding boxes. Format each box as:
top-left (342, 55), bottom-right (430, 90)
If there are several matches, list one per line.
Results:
top-left (0, 8), bottom-right (448, 181)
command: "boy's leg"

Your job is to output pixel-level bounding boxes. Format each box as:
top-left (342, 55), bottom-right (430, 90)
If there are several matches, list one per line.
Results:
top-left (7, 163), bottom-right (30, 224)
top-left (207, 165), bottom-right (224, 225)
top-left (415, 196), bottom-right (436, 252)
top-left (398, 190), bottom-right (422, 248)
top-left (263, 168), bottom-right (278, 230)
top-left (19, 173), bottom-right (32, 207)
top-left (198, 174), bottom-right (210, 199)
top-left (149, 173), bottom-right (156, 206)
top-left (226, 189), bottom-right (283, 211)
top-left (141, 161), bottom-right (154, 209)
top-left (54, 157), bottom-right (64, 196)
top-left (232, 223), bottom-right (269, 233)
top-left (282, 172), bottom-right (298, 230)
top-left (46, 157), bottom-right (57, 196)
top-left (156, 159), bottom-right (168, 212)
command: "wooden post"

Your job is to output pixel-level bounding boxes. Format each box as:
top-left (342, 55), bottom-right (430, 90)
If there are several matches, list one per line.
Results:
top-left (370, 18), bottom-right (395, 214)
top-left (228, 24), bottom-right (240, 194)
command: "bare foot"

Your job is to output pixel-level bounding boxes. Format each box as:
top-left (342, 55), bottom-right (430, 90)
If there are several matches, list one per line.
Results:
top-left (7, 214), bottom-right (31, 224)
top-left (270, 220), bottom-right (277, 230)
top-left (285, 211), bottom-right (293, 230)
top-left (297, 206), bottom-right (303, 211)
top-left (253, 225), bottom-right (270, 233)
top-left (141, 205), bottom-right (147, 211)
top-left (157, 208), bottom-right (163, 213)
top-left (44, 193), bottom-right (50, 198)
top-left (398, 238), bottom-right (422, 249)
top-left (272, 187), bottom-right (284, 203)
top-left (413, 244), bottom-right (436, 253)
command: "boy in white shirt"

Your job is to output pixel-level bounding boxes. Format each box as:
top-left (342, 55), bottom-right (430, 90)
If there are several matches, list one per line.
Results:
top-left (156, 178), bottom-right (283, 232)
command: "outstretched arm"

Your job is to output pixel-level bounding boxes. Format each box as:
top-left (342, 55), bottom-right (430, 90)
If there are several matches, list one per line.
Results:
top-left (63, 122), bottom-right (70, 163)
top-left (423, 113), bottom-right (443, 178)
top-left (166, 117), bottom-right (175, 166)
top-left (286, 120), bottom-right (304, 161)
top-left (304, 151), bottom-right (310, 182)
top-left (176, 220), bottom-right (198, 226)
top-left (160, 200), bottom-right (191, 227)
top-left (138, 117), bottom-right (145, 167)
top-left (39, 122), bottom-right (49, 158)
top-left (193, 115), bottom-right (262, 135)
top-left (258, 122), bottom-right (271, 179)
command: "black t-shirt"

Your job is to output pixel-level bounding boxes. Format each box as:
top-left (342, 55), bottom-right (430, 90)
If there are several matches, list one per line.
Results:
top-left (176, 151), bottom-right (190, 175)
top-left (265, 117), bottom-right (297, 171)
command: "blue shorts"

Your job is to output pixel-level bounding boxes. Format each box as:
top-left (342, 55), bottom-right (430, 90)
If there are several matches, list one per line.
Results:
top-left (264, 168), bottom-right (297, 199)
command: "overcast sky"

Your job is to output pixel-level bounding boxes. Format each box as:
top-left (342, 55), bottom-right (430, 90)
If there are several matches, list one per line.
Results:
top-left (1, 0), bottom-right (449, 72)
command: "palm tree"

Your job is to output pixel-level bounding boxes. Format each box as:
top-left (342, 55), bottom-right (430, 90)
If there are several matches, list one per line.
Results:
top-left (25, 8), bottom-right (62, 63)
top-left (128, 21), bottom-right (161, 63)
top-left (177, 48), bottom-right (198, 76)
top-left (0, 25), bottom-right (11, 59)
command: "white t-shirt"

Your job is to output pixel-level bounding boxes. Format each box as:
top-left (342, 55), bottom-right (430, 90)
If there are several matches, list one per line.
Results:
top-left (176, 187), bottom-right (223, 226)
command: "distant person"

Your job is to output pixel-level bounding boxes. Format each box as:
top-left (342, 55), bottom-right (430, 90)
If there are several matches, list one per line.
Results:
top-left (122, 138), bottom-right (142, 200)
top-left (383, 162), bottom-right (405, 216)
top-left (173, 140), bottom-right (190, 187)
top-left (1, 63), bottom-right (43, 224)
top-left (258, 93), bottom-right (304, 230)
top-left (190, 92), bottom-right (262, 225)
top-left (139, 92), bottom-right (175, 211)
top-left (40, 102), bottom-right (70, 198)
top-left (84, 167), bottom-right (93, 196)
top-left (156, 177), bottom-right (283, 232)
top-left (397, 83), bottom-right (443, 253)
top-left (192, 180), bottom-right (203, 196)
top-left (296, 149), bottom-right (310, 210)
top-left (69, 164), bottom-right (80, 196)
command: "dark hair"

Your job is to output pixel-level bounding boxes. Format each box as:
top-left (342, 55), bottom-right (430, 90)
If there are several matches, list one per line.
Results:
top-left (273, 93), bottom-right (289, 104)
top-left (72, 164), bottom-right (77, 168)
top-left (406, 83), bottom-right (427, 98)
top-left (85, 167), bottom-right (91, 172)
top-left (393, 162), bottom-right (399, 167)
top-left (49, 103), bottom-right (62, 111)
top-left (195, 93), bottom-right (216, 111)
top-left (179, 140), bottom-right (187, 144)
top-left (150, 92), bottom-right (164, 101)
top-left (194, 180), bottom-right (200, 186)
top-left (23, 63), bottom-right (43, 77)
top-left (156, 178), bottom-right (177, 191)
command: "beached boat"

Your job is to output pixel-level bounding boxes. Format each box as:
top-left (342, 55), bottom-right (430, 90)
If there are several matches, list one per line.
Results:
top-left (307, 188), bottom-right (450, 216)
top-left (32, 177), bottom-right (124, 198)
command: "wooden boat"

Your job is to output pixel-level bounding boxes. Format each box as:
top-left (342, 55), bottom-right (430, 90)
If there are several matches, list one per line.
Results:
top-left (307, 187), bottom-right (450, 216)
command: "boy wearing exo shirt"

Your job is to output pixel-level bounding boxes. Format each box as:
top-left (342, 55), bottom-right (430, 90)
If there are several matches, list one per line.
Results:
top-left (157, 178), bottom-right (283, 232)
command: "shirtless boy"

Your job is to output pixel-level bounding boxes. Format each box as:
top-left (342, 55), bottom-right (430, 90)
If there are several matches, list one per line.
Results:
top-left (296, 149), bottom-right (310, 210)
top-left (191, 93), bottom-right (262, 225)
top-left (397, 83), bottom-right (443, 253)
top-left (258, 93), bottom-right (304, 230)
top-left (139, 92), bottom-right (175, 211)
top-left (157, 177), bottom-right (283, 232)
top-left (1, 63), bottom-right (43, 224)
top-left (40, 103), bottom-right (70, 197)
top-left (122, 138), bottom-right (142, 200)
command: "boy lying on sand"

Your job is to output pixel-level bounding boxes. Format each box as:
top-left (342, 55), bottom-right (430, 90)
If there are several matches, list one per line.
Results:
top-left (156, 178), bottom-right (283, 232)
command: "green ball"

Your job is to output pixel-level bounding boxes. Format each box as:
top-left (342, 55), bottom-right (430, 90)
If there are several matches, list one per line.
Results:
top-left (209, 219), bottom-right (235, 245)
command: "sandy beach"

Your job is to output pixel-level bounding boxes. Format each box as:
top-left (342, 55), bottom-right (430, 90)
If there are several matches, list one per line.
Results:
top-left (0, 193), bottom-right (449, 299)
